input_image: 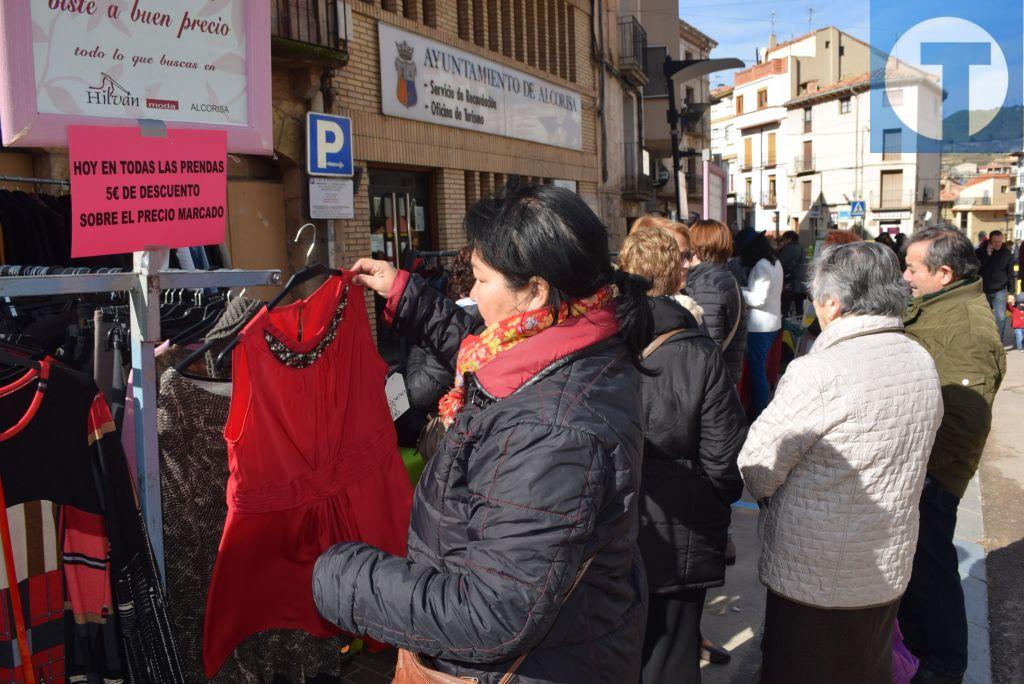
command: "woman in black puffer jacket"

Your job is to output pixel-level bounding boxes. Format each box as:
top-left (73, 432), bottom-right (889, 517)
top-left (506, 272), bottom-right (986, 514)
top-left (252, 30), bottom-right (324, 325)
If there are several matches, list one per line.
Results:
top-left (684, 220), bottom-right (747, 385)
top-left (619, 225), bottom-right (748, 684)
top-left (313, 185), bottom-right (653, 684)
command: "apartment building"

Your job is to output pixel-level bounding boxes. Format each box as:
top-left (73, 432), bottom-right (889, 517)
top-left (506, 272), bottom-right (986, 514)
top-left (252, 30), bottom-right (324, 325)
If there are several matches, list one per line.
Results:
top-left (714, 27), bottom-right (870, 232)
top-left (783, 68), bottom-right (942, 240)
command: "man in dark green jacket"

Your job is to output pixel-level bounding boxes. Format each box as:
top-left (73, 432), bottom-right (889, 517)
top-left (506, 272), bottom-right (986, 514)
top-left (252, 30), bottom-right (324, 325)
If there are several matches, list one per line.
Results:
top-left (899, 226), bottom-right (1006, 683)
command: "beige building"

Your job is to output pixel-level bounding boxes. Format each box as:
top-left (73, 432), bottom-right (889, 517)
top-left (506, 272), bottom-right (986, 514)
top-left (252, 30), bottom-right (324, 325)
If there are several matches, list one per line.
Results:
top-left (951, 174), bottom-right (1015, 244)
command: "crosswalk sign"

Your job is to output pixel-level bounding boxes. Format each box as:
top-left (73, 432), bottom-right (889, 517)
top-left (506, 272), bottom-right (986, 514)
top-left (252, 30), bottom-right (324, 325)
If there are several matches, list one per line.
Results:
top-left (850, 200), bottom-right (866, 217)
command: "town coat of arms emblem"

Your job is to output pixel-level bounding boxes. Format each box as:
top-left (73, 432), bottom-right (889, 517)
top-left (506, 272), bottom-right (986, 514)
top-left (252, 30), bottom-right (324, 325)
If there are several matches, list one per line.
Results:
top-left (395, 41), bottom-right (417, 108)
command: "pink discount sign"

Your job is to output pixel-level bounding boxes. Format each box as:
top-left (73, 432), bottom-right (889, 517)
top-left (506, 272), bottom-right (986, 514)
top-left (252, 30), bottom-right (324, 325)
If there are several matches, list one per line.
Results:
top-left (69, 126), bottom-right (227, 258)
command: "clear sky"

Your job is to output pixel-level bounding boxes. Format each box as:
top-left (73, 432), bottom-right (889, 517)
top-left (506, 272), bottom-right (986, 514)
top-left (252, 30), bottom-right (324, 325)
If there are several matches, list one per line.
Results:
top-left (679, 0), bottom-right (870, 89)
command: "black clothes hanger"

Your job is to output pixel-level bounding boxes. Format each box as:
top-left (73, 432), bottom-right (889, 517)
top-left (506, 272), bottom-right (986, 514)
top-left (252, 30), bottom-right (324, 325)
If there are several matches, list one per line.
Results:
top-left (211, 263), bottom-right (344, 369)
top-left (207, 223), bottom-right (344, 370)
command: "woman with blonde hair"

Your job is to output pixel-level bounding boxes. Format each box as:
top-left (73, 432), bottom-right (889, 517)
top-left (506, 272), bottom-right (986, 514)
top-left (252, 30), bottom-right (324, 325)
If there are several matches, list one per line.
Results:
top-left (630, 215), bottom-right (692, 289)
top-left (619, 224), bottom-right (747, 684)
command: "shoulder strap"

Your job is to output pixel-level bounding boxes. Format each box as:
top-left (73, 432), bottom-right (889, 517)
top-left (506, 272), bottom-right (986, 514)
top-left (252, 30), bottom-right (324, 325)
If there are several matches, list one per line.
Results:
top-left (642, 328), bottom-right (686, 360)
top-left (497, 555), bottom-right (597, 684)
top-left (722, 278), bottom-right (743, 350)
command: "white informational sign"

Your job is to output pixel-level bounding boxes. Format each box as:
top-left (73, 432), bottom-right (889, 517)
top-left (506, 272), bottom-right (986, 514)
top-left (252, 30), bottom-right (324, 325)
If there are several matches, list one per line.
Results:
top-left (309, 178), bottom-right (355, 219)
top-left (30, 0), bottom-right (249, 126)
top-left (705, 166), bottom-right (725, 223)
top-left (414, 206), bottom-right (426, 232)
top-left (874, 210), bottom-right (912, 220)
top-left (378, 23), bottom-right (582, 150)
top-left (385, 373), bottom-right (411, 421)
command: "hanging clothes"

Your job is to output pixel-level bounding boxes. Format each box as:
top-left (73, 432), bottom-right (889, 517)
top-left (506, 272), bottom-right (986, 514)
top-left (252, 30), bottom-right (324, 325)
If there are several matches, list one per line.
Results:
top-left (0, 357), bottom-right (183, 684)
top-left (158, 367), bottom-right (345, 683)
top-left (202, 274), bottom-right (413, 679)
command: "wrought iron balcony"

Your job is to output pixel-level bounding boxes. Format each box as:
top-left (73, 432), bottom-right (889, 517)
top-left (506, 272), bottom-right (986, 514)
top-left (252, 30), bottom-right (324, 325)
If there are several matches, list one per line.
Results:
top-left (618, 16), bottom-right (648, 88)
top-left (762, 193), bottom-right (778, 208)
top-left (272, 0), bottom-right (346, 65)
top-left (871, 192), bottom-right (915, 210)
top-left (793, 154), bottom-right (815, 174)
top-left (623, 143), bottom-right (654, 200)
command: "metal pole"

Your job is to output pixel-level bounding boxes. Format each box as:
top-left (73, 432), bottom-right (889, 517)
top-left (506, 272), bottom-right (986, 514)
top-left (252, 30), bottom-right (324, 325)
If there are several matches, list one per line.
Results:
top-left (665, 56), bottom-right (683, 220)
top-left (129, 248), bottom-right (167, 578)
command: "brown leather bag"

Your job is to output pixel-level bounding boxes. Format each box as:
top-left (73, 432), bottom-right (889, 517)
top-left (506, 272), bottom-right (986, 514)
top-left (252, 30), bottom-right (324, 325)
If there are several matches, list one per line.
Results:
top-left (392, 556), bottom-right (596, 684)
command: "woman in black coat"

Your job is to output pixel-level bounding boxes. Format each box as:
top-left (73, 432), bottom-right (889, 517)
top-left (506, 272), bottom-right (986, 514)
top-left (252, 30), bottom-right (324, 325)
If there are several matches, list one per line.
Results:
top-left (684, 220), bottom-right (747, 385)
top-left (619, 225), bottom-right (748, 684)
top-left (313, 185), bottom-right (654, 684)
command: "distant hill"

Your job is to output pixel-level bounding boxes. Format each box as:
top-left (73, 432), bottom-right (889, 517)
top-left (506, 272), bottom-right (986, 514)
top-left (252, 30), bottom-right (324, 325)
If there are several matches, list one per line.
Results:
top-left (942, 105), bottom-right (1023, 154)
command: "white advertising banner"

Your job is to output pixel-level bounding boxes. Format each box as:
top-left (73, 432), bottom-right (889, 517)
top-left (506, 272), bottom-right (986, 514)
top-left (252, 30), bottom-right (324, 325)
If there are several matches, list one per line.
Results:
top-left (30, 0), bottom-right (248, 126)
top-left (378, 23), bottom-right (582, 150)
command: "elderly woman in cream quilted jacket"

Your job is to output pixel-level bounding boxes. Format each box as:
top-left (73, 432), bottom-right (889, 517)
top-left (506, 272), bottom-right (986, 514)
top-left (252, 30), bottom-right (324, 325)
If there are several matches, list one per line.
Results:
top-left (739, 241), bottom-right (943, 684)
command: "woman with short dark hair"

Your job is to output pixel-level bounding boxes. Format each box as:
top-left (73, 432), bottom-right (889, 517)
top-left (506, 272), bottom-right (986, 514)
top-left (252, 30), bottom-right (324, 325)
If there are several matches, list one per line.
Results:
top-left (313, 184), bottom-right (653, 684)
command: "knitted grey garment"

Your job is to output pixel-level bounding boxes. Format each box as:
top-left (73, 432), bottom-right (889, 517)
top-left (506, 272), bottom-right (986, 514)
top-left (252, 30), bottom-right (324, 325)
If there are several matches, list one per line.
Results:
top-left (202, 296), bottom-right (264, 379)
top-left (157, 367), bottom-right (344, 683)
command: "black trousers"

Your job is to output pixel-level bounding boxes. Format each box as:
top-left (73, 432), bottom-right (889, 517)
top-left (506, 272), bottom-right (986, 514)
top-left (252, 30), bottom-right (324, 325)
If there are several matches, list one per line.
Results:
top-left (761, 590), bottom-right (899, 684)
top-left (898, 478), bottom-right (968, 677)
top-left (641, 589), bottom-right (706, 684)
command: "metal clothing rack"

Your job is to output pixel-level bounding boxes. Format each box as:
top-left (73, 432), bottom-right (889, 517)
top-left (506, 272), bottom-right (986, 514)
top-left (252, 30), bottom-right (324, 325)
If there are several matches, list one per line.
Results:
top-left (0, 246), bottom-right (281, 578)
top-left (0, 174), bottom-right (70, 188)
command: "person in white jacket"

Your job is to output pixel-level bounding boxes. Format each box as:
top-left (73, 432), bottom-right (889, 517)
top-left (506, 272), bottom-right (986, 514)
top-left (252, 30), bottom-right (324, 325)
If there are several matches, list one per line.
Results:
top-left (738, 241), bottom-right (943, 684)
top-left (736, 232), bottom-right (784, 418)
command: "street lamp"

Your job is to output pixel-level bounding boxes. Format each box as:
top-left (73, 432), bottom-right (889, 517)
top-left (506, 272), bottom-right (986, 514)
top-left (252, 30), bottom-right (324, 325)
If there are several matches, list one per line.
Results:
top-left (664, 56), bottom-right (745, 219)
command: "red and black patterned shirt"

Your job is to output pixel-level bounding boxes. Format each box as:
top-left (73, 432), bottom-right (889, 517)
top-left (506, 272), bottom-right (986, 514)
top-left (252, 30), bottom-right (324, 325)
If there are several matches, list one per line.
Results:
top-left (0, 358), bottom-right (124, 683)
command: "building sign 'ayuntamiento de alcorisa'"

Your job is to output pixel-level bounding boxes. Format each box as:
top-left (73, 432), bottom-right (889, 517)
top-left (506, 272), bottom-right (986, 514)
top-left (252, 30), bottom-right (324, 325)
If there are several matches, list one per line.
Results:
top-left (378, 23), bottom-right (583, 151)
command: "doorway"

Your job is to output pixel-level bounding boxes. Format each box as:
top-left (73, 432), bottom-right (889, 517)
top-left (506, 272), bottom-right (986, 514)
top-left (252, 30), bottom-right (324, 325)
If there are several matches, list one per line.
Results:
top-left (368, 168), bottom-right (435, 360)
top-left (368, 168), bottom-right (435, 269)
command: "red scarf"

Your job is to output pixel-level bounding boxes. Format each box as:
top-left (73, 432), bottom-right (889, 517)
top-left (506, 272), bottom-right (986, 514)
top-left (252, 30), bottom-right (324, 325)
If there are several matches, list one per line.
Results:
top-left (437, 287), bottom-right (613, 426)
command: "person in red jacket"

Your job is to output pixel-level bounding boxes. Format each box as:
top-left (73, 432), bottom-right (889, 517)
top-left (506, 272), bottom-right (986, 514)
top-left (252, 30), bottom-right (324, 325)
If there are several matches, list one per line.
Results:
top-left (1012, 299), bottom-right (1024, 351)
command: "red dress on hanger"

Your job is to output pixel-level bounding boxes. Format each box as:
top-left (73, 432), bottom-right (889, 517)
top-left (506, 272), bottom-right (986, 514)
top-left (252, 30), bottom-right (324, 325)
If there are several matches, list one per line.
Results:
top-left (202, 274), bottom-right (413, 678)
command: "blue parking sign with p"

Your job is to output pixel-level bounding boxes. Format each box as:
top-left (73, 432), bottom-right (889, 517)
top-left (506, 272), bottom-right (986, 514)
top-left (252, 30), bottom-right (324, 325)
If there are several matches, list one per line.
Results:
top-left (307, 113), bottom-right (353, 177)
